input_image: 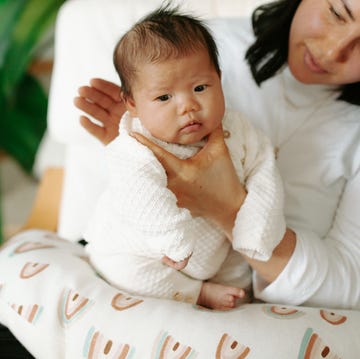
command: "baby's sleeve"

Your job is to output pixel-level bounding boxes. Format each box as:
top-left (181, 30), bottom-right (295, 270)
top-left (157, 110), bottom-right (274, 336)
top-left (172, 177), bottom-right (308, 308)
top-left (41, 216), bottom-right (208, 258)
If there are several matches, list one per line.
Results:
top-left (230, 115), bottom-right (286, 260)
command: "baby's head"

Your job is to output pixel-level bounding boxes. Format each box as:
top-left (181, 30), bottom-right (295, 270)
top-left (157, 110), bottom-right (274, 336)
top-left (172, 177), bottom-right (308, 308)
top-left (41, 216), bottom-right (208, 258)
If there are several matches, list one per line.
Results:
top-left (113, 4), bottom-right (225, 145)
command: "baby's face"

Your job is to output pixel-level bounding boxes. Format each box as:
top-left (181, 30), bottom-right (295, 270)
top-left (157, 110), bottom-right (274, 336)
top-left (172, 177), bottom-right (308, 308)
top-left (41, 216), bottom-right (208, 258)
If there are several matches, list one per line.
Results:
top-left (126, 48), bottom-right (225, 145)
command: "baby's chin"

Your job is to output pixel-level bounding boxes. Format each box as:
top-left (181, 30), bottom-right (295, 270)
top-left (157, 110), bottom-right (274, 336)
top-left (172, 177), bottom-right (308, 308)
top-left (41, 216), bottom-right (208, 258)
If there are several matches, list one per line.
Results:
top-left (176, 134), bottom-right (209, 146)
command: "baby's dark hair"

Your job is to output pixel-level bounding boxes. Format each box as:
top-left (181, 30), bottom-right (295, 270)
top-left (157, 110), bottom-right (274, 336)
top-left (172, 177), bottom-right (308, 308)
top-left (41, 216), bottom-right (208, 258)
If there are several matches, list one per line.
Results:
top-left (113, 3), bottom-right (220, 99)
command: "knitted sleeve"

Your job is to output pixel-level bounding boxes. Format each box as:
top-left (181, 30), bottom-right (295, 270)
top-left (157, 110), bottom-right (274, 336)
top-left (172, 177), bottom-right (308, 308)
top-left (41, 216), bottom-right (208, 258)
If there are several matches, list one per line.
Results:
top-left (228, 112), bottom-right (286, 260)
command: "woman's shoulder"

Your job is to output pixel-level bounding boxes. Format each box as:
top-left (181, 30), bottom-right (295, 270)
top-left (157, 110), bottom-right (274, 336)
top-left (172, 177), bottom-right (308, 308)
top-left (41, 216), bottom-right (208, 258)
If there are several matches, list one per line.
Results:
top-left (208, 17), bottom-right (262, 116)
top-left (208, 17), bottom-right (254, 71)
top-left (331, 103), bottom-right (360, 177)
top-left (207, 16), bottom-right (254, 46)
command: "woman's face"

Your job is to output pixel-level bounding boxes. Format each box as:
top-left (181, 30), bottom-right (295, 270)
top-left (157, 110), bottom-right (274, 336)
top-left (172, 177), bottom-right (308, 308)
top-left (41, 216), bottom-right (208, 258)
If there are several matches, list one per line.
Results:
top-left (288, 0), bottom-right (360, 85)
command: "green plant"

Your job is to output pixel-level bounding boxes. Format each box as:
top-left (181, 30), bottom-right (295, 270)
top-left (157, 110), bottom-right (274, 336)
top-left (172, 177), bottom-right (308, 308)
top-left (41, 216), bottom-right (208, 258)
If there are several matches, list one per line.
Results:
top-left (0, 0), bottom-right (66, 243)
top-left (0, 186), bottom-right (3, 244)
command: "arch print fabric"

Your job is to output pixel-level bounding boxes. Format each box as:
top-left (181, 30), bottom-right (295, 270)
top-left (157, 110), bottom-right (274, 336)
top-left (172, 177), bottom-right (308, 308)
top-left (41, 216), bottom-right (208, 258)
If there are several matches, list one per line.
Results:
top-left (0, 230), bottom-right (359, 358)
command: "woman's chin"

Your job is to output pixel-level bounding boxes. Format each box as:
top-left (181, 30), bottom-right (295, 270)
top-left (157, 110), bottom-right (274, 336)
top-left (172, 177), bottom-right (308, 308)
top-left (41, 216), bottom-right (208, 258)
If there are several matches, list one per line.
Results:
top-left (288, 62), bottom-right (323, 85)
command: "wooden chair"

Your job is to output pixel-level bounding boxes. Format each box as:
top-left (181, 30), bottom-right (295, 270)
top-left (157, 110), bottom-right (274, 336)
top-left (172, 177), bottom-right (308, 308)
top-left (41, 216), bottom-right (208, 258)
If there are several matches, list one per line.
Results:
top-left (22, 167), bottom-right (64, 232)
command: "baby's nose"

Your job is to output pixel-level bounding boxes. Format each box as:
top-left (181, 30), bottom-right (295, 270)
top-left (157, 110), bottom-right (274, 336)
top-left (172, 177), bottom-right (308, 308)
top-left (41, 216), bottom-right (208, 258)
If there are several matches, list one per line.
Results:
top-left (179, 96), bottom-right (200, 114)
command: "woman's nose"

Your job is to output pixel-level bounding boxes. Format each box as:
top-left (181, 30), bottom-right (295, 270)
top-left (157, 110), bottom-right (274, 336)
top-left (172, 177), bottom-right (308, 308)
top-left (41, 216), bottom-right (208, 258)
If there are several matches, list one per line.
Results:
top-left (323, 32), bottom-right (358, 64)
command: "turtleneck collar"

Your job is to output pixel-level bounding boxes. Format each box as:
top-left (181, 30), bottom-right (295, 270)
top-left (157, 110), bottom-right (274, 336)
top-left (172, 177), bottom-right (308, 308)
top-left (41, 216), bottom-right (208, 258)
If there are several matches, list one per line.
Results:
top-left (120, 111), bottom-right (205, 160)
top-left (280, 67), bottom-right (340, 109)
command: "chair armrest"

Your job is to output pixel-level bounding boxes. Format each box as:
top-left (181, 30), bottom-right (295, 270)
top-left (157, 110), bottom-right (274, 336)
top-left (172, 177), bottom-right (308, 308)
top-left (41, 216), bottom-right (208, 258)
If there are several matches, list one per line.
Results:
top-left (23, 167), bottom-right (64, 231)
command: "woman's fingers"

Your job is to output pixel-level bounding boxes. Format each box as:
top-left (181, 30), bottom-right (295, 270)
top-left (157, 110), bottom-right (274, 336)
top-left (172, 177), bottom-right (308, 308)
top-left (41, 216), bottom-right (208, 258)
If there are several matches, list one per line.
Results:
top-left (74, 95), bottom-right (112, 125)
top-left (78, 85), bottom-right (117, 113)
top-left (89, 79), bottom-right (125, 119)
top-left (79, 115), bottom-right (107, 141)
top-left (207, 124), bottom-right (226, 147)
top-left (131, 125), bottom-right (228, 175)
top-left (75, 79), bottom-right (125, 144)
top-left (76, 85), bottom-right (125, 121)
top-left (132, 126), bottom-right (246, 231)
top-left (90, 78), bottom-right (122, 102)
top-left (161, 256), bottom-right (189, 270)
top-left (130, 132), bottom-right (183, 176)
top-left (200, 125), bottom-right (227, 158)
top-left (75, 95), bottom-right (120, 144)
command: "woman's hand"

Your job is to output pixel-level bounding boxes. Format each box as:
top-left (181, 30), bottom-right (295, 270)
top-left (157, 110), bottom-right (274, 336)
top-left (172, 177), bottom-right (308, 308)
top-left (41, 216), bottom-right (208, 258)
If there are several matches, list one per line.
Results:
top-left (131, 125), bottom-right (247, 238)
top-left (133, 124), bottom-right (296, 284)
top-left (74, 78), bottom-right (125, 145)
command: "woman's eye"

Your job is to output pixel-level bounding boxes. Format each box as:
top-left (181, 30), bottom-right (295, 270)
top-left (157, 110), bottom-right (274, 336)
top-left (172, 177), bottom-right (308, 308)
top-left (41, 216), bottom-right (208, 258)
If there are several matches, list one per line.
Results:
top-left (156, 94), bottom-right (171, 102)
top-left (329, 5), bottom-right (346, 22)
top-left (194, 85), bottom-right (207, 92)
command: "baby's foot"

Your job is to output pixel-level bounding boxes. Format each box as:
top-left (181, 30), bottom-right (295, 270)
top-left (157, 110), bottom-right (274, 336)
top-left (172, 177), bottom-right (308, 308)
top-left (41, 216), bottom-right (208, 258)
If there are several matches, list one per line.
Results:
top-left (197, 281), bottom-right (247, 310)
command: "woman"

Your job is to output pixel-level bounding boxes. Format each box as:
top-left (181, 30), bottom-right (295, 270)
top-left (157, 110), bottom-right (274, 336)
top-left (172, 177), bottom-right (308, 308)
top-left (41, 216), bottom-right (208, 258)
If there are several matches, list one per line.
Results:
top-left (75, 0), bottom-right (360, 309)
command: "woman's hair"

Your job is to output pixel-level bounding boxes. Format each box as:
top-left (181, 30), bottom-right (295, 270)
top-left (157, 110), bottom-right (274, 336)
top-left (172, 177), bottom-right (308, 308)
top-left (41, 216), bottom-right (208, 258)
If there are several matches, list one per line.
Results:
top-left (246, 0), bottom-right (360, 106)
top-left (113, 3), bottom-right (220, 99)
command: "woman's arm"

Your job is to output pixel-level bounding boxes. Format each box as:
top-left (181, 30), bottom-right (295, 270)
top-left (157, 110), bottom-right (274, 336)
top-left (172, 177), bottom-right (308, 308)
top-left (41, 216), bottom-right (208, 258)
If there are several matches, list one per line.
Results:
top-left (76, 78), bottom-right (360, 308)
top-left (74, 78), bottom-right (125, 144)
top-left (256, 170), bottom-right (360, 309)
top-left (245, 228), bottom-right (296, 283)
top-left (130, 128), bottom-right (296, 284)
top-left (134, 126), bottom-right (360, 308)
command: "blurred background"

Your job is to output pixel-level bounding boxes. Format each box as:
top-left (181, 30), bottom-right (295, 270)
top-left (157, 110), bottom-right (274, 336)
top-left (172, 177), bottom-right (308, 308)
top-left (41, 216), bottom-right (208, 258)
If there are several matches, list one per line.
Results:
top-left (0, 0), bottom-right (66, 242)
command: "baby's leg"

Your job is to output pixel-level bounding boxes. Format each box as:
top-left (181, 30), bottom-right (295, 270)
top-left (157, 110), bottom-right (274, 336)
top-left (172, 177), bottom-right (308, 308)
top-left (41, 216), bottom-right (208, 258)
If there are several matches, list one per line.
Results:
top-left (210, 249), bottom-right (252, 288)
top-left (207, 249), bottom-right (253, 307)
top-left (89, 252), bottom-right (202, 303)
top-left (197, 281), bottom-right (246, 310)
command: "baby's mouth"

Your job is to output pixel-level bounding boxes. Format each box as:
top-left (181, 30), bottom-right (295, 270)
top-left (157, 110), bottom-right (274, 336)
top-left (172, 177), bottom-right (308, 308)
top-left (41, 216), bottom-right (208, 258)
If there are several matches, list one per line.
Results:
top-left (180, 121), bottom-right (202, 133)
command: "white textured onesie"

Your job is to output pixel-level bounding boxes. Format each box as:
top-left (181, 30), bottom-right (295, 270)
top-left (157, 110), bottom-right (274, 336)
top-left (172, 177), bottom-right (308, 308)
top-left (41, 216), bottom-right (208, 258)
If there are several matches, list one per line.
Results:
top-left (84, 109), bottom-right (285, 303)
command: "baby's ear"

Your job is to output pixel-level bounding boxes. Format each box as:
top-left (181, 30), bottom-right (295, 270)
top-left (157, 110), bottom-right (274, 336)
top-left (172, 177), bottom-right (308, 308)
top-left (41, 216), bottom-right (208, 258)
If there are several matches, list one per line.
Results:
top-left (124, 95), bottom-right (138, 117)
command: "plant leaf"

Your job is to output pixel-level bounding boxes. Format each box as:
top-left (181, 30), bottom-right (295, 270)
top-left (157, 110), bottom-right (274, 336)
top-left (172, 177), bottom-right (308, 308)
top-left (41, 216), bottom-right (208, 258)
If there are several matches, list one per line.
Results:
top-left (0, 176), bottom-right (3, 244)
top-left (1, 0), bottom-right (65, 99)
top-left (0, 0), bottom-right (26, 67)
top-left (0, 74), bottom-right (47, 172)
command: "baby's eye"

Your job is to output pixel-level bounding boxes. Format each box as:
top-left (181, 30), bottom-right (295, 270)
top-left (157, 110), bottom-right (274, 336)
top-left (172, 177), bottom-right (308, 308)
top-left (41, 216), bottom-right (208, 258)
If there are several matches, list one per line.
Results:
top-left (194, 85), bottom-right (207, 92)
top-left (156, 94), bottom-right (171, 102)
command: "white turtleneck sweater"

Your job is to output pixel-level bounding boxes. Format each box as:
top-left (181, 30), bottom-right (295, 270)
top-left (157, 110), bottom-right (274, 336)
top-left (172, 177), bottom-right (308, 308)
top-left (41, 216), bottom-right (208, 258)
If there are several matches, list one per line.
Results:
top-left (84, 108), bottom-right (284, 301)
top-left (210, 17), bottom-right (360, 309)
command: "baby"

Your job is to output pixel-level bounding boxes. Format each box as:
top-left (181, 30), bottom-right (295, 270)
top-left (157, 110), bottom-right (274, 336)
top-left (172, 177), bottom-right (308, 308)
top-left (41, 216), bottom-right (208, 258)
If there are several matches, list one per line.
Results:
top-left (84, 4), bottom-right (284, 310)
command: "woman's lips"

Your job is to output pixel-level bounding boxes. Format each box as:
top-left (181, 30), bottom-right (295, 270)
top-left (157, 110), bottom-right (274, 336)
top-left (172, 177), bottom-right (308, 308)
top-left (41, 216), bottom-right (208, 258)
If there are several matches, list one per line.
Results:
top-left (304, 49), bottom-right (327, 74)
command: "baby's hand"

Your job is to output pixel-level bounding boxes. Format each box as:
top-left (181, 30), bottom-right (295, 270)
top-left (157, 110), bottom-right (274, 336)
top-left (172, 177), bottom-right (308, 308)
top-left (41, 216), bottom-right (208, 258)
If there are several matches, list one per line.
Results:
top-left (162, 254), bottom-right (192, 271)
